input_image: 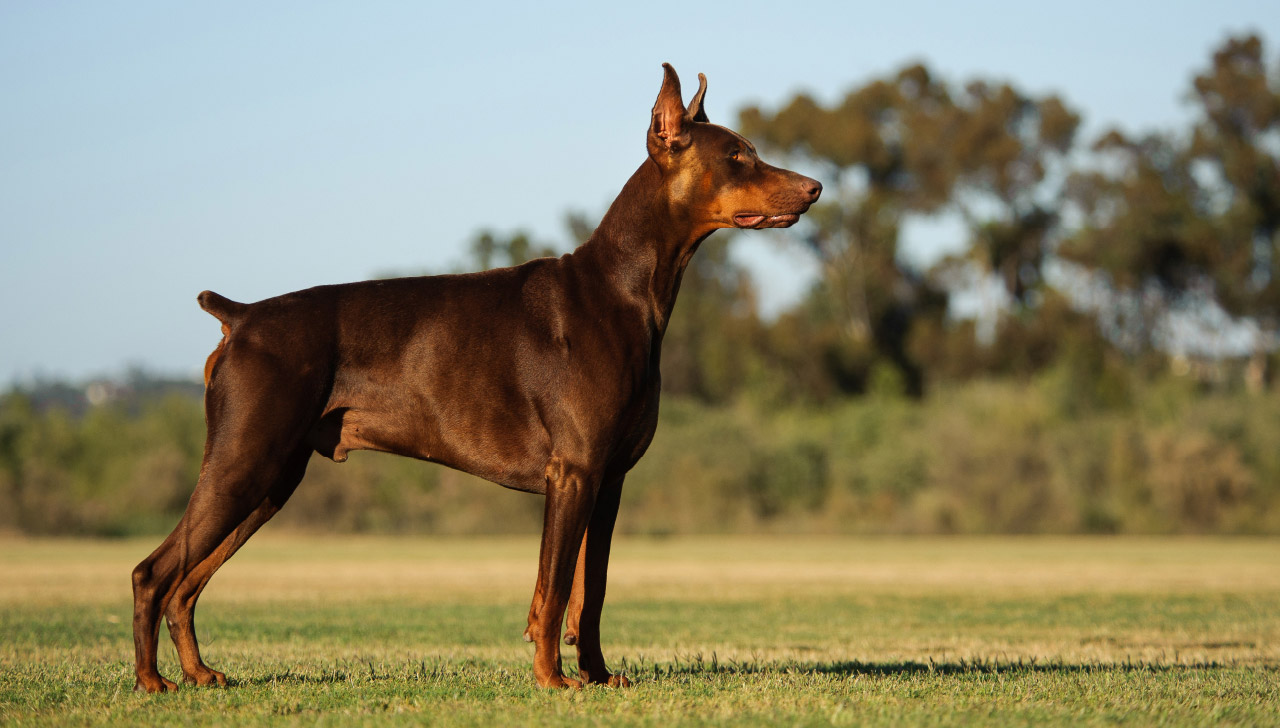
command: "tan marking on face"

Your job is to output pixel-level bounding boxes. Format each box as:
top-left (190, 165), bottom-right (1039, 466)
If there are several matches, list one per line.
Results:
top-left (667, 164), bottom-right (698, 203)
top-left (721, 181), bottom-right (770, 214)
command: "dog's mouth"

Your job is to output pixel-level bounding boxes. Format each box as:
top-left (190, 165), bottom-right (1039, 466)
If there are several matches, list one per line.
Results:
top-left (733, 212), bottom-right (802, 229)
top-left (733, 213), bottom-right (802, 229)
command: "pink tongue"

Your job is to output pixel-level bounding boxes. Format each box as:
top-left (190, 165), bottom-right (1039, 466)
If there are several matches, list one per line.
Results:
top-left (735, 214), bottom-right (765, 227)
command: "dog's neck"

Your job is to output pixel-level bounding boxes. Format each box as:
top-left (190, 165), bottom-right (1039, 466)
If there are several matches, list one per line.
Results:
top-left (572, 157), bottom-right (712, 337)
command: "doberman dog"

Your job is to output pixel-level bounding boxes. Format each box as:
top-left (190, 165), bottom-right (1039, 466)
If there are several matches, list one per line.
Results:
top-left (131, 63), bottom-right (821, 693)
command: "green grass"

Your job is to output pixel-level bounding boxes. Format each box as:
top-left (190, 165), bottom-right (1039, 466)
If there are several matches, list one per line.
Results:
top-left (2, 536), bottom-right (1278, 726)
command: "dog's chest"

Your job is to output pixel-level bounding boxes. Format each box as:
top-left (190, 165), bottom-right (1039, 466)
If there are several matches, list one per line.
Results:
top-left (609, 375), bottom-right (662, 472)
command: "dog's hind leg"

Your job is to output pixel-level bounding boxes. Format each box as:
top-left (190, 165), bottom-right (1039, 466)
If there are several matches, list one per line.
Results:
top-left (132, 471), bottom-right (270, 692)
top-left (131, 352), bottom-right (323, 693)
top-left (164, 446), bottom-right (311, 687)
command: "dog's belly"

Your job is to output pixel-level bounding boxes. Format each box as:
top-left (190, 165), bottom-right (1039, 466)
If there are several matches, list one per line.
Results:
top-left (308, 397), bottom-right (550, 493)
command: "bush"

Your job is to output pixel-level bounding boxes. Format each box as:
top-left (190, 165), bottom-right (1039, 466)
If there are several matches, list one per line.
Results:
top-left (3, 375), bottom-right (1279, 536)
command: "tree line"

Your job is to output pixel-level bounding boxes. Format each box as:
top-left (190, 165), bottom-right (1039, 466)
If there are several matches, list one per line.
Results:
top-left (663, 33), bottom-right (1278, 404)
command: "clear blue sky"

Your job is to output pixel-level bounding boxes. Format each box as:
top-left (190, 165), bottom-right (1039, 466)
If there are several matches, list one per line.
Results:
top-left (2, 1), bottom-right (1277, 385)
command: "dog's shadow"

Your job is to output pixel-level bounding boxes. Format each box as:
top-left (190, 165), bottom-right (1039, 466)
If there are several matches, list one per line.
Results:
top-left (237, 672), bottom-right (350, 687)
top-left (620, 655), bottom-right (1237, 681)
top-left (234, 659), bottom-right (514, 687)
top-left (230, 656), bottom-right (1235, 690)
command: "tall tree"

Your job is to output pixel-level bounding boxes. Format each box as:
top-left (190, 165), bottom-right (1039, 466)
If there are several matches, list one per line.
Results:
top-left (1188, 34), bottom-right (1280, 380)
top-left (943, 81), bottom-right (1079, 343)
top-left (1058, 130), bottom-right (1218, 353)
top-left (1059, 33), bottom-right (1279, 367)
top-left (739, 64), bottom-right (956, 395)
top-left (741, 64), bottom-right (1080, 390)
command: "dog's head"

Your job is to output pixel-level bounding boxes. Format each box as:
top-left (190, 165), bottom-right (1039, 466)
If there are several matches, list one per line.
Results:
top-left (647, 64), bottom-right (821, 231)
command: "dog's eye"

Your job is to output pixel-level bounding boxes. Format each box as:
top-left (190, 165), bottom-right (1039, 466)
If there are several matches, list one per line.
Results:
top-left (728, 149), bottom-right (742, 161)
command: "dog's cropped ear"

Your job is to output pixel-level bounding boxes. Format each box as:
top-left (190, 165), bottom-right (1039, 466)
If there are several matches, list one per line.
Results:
top-left (648, 63), bottom-right (691, 155)
top-left (688, 73), bottom-right (709, 123)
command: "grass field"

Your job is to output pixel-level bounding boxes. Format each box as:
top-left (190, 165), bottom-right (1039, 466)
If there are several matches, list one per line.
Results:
top-left (2, 535), bottom-right (1278, 726)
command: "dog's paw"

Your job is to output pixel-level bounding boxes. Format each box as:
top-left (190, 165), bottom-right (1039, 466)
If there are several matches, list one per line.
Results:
top-left (182, 666), bottom-right (228, 687)
top-left (134, 674), bottom-right (179, 694)
top-left (537, 673), bottom-right (584, 690)
top-left (580, 667), bottom-right (630, 687)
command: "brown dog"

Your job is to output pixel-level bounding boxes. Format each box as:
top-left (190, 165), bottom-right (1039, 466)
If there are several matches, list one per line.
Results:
top-left (131, 64), bottom-right (820, 692)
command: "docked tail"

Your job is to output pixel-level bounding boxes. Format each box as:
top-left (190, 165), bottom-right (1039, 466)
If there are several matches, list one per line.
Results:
top-left (198, 290), bottom-right (246, 388)
top-left (197, 290), bottom-right (247, 325)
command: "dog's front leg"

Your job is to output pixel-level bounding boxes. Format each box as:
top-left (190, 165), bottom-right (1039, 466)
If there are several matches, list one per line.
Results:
top-left (570, 475), bottom-right (630, 686)
top-left (522, 537), bottom-right (584, 646)
top-left (528, 456), bottom-right (598, 688)
top-left (562, 537), bottom-right (587, 646)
